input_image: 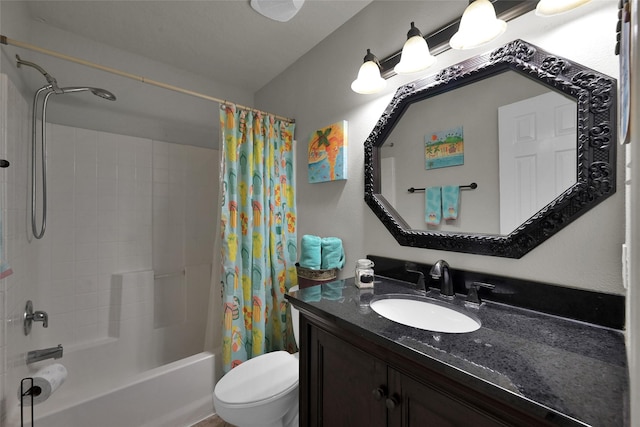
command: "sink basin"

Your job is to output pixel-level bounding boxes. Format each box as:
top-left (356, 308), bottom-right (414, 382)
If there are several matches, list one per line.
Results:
top-left (370, 294), bottom-right (481, 333)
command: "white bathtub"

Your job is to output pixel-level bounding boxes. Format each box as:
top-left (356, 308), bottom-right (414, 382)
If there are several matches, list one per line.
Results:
top-left (19, 352), bottom-right (216, 427)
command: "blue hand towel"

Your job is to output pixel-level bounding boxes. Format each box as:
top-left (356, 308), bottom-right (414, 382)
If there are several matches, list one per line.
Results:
top-left (425, 186), bottom-right (442, 225)
top-left (299, 235), bottom-right (322, 269)
top-left (321, 237), bottom-right (345, 270)
top-left (442, 185), bottom-right (460, 220)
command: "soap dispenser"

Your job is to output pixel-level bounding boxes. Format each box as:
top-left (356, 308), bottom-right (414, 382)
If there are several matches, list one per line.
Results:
top-left (355, 259), bottom-right (375, 288)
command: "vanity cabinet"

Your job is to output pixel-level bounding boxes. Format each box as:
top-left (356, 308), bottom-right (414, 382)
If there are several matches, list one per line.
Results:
top-left (300, 313), bottom-right (555, 427)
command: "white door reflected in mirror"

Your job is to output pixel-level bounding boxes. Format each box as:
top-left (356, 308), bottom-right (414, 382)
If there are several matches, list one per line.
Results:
top-left (498, 91), bottom-right (577, 234)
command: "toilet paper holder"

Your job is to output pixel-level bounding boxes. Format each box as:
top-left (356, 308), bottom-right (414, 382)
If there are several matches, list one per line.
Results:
top-left (20, 377), bottom-right (34, 427)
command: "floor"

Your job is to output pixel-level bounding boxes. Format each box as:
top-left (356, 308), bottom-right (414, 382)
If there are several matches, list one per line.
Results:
top-left (192, 414), bottom-right (236, 427)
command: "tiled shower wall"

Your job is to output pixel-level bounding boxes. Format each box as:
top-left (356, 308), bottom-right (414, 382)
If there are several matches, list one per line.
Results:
top-left (0, 74), bottom-right (219, 422)
top-left (0, 73), bottom-right (30, 423)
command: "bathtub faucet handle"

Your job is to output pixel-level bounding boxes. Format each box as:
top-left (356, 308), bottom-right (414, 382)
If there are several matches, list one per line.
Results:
top-left (33, 310), bottom-right (48, 327)
top-left (23, 300), bottom-right (49, 335)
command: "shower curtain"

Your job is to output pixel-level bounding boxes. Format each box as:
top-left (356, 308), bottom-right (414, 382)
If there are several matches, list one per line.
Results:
top-left (219, 104), bottom-right (297, 372)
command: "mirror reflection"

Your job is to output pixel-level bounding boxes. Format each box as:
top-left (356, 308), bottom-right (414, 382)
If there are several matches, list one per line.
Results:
top-left (379, 71), bottom-right (577, 236)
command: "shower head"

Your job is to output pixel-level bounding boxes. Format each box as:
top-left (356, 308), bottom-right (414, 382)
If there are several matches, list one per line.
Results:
top-left (89, 88), bottom-right (116, 101)
top-left (60, 86), bottom-right (116, 101)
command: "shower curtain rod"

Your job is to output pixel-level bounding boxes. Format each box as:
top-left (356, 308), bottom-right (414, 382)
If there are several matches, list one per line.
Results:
top-left (0, 35), bottom-right (295, 123)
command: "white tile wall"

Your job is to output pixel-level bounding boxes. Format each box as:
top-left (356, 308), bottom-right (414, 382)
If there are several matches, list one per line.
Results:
top-left (0, 73), bottom-right (219, 425)
top-left (31, 123), bottom-right (154, 347)
top-left (0, 73), bottom-right (31, 426)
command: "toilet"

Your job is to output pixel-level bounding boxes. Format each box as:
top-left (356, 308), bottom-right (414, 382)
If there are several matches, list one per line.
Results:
top-left (213, 287), bottom-right (301, 427)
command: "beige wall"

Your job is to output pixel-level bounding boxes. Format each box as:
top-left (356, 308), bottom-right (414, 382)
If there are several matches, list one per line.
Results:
top-left (256, 1), bottom-right (623, 295)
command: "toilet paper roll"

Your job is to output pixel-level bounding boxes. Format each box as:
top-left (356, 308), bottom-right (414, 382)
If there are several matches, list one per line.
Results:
top-left (18, 363), bottom-right (67, 406)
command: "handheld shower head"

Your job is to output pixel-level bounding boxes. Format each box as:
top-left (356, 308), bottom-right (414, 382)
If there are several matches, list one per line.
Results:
top-left (60, 87), bottom-right (116, 101)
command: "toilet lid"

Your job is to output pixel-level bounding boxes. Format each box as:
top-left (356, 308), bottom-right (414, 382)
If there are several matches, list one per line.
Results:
top-left (215, 351), bottom-right (298, 405)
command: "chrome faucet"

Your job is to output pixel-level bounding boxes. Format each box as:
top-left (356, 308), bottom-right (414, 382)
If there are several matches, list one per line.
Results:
top-left (430, 260), bottom-right (453, 297)
top-left (23, 300), bottom-right (49, 335)
top-left (27, 344), bottom-right (63, 364)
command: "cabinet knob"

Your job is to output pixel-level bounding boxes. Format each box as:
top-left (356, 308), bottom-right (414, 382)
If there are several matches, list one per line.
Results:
top-left (372, 386), bottom-right (387, 401)
top-left (385, 395), bottom-right (400, 410)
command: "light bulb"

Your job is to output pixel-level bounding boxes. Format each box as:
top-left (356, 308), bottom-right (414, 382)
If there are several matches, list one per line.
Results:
top-left (536, 0), bottom-right (592, 17)
top-left (351, 49), bottom-right (386, 94)
top-left (394, 22), bottom-right (436, 74)
top-left (450, 0), bottom-right (506, 50)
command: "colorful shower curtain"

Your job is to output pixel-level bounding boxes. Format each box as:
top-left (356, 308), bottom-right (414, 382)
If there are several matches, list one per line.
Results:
top-left (219, 104), bottom-right (298, 373)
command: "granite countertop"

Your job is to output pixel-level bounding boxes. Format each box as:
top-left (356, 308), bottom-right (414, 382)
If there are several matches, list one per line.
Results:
top-left (286, 276), bottom-right (629, 427)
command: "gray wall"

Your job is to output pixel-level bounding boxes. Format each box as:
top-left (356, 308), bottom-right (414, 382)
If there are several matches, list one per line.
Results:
top-left (256, 1), bottom-right (623, 295)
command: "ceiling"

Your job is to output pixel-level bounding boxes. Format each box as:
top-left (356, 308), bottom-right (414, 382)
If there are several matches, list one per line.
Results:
top-left (25, 0), bottom-right (374, 93)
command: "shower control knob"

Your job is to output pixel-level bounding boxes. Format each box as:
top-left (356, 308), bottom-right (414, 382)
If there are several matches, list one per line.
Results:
top-left (0, 159), bottom-right (9, 168)
top-left (23, 300), bottom-right (49, 335)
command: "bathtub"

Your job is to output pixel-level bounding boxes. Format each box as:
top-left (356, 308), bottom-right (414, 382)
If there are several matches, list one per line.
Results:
top-left (18, 352), bottom-right (216, 427)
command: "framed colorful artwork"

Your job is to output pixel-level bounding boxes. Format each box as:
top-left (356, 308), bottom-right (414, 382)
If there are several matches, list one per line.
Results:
top-left (425, 126), bottom-right (464, 170)
top-left (308, 120), bottom-right (348, 183)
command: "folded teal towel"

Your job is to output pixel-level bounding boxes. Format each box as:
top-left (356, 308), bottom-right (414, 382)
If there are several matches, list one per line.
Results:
top-left (321, 237), bottom-right (345, 270)
top-left (300, 235), bottom-right (322, 269)
top-left (425, 186), bottom-right (442, 225)
top-left (442, 185), bottom-right (460, 220)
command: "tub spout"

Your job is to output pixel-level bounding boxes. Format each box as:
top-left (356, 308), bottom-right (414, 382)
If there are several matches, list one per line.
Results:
top-left (27, 344), bottom-right (63, 364)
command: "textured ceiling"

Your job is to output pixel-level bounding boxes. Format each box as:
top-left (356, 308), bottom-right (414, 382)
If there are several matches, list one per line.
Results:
top-left (26, 0), bottom-right (373, 92)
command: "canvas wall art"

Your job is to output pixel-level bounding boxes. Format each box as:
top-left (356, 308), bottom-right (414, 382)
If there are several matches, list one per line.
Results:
top-left (425, 126), bottom-right (464, 170)
top-left (308, 120), bottom-right (348, 183)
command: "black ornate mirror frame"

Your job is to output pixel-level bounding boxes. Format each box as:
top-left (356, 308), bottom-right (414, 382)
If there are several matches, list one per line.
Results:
top-left (364, 40), bottom-right (617, 258)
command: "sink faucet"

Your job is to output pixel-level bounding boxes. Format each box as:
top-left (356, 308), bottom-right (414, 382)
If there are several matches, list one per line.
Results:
top-left (430, 260), bottom-right (453, 298)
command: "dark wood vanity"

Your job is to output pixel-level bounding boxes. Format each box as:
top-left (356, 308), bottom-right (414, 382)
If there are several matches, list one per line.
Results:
top-left (303, 308), bottom-right (556, 426)
top-left (287, 266), bottom-right (627, 427)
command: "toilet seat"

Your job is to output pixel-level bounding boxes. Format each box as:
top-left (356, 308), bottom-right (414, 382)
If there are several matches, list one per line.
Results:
top-left (215, 351), bottom-right (298, 408)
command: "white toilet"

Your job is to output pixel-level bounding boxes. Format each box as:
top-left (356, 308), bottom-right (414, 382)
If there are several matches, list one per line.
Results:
top-left (213, 288), bottom-right (301, 427)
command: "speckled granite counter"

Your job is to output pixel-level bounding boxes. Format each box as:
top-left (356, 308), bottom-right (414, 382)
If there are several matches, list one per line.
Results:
top-left (286, 277), bottom-right (628, 427)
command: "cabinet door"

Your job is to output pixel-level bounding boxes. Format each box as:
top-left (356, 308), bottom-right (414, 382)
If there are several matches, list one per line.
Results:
top-left (387, 368), bottom-right (510, 427)
top-left (307, 324), bottom-right (387, 427)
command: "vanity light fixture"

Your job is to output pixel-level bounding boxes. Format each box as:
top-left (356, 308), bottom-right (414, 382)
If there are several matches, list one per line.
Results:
top-left (394, 22), bottom-right (436, 74)
top-left (535, 0), bottom-right (592, 17)
top-left (350, 1), bottom-right (538, 93)
top-left (450, 0), bottom-right (507, 50)
top-left (351, 49), bottom-right (387, 94)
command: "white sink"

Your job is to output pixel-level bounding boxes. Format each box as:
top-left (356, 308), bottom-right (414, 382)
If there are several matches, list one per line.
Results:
top-left (370, 294), bottom-right (481, 333)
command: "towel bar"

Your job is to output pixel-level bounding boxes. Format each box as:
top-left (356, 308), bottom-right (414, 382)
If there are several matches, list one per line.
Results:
top-left (407, 182), bottom-right (477, 193)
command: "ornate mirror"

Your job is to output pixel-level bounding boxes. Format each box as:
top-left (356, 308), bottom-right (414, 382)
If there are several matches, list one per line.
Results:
top-left (364, 40), bottom-right (616, 258)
